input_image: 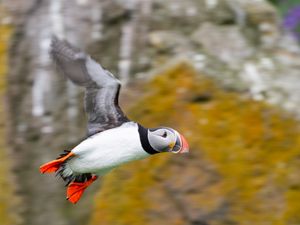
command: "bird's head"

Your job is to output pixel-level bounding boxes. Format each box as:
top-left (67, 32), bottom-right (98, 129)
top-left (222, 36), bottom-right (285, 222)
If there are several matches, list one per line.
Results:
top-left (147, 127), bottom-right (189, 154)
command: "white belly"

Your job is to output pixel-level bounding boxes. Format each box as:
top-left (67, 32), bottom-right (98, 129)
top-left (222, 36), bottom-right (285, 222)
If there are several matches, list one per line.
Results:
top-left (68, 122), bottom-right (149, 175)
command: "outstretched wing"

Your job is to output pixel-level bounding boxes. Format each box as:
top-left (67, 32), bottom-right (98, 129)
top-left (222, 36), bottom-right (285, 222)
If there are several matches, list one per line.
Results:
top-left (50, 37), bottom-right (129, 136)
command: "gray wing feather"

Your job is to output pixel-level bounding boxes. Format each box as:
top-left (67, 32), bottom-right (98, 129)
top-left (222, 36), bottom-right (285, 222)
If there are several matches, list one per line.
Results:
top-left (50, 37), bottom-right (129, 136)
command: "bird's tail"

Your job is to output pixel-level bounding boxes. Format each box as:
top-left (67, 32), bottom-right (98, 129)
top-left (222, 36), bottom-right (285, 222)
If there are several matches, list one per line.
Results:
top-left (40, 150), bottom-right (97, 204)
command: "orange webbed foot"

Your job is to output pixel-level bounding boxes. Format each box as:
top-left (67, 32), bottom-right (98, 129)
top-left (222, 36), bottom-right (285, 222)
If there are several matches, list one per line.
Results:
top-left (40, 152), bottom-right (75, 173)
top-left (66, 175), bottom-right (98, 204)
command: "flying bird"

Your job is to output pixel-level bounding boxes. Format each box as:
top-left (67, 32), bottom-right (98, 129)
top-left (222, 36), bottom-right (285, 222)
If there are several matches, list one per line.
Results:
top-left (40, 37), bottom-right (189, 204)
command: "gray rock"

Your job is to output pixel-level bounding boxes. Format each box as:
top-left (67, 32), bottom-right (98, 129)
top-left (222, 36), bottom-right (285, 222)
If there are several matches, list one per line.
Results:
top-left (191, 22), bottom-right (254, 67)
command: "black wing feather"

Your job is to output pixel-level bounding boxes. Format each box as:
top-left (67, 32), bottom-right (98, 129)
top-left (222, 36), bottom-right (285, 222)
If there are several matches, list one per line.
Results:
top-left (50, 37), bottom-right (129, 136)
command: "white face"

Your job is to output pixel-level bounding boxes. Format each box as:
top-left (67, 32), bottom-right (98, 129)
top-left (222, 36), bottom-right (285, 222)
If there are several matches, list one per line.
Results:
top-left (147, 127), bottom-right (182, 153)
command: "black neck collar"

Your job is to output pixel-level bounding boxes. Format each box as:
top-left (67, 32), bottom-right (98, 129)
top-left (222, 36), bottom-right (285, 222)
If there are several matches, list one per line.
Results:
top-left (138, 124), bottom-right (159, 155)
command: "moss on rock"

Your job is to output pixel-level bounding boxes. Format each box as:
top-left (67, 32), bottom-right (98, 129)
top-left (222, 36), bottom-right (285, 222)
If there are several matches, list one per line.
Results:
top-left (0, 6), bottom-right (19, 225)
top-left (89, 62), bottom-right (300, 225)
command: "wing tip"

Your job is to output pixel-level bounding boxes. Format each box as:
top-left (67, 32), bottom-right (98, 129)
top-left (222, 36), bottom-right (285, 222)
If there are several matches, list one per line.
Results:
top-left (49, 35), bottom-right (63, 60)
top-left (49, 36), bottom-right (83, 60)
top-left (50, 35), bottom-right (62, 51)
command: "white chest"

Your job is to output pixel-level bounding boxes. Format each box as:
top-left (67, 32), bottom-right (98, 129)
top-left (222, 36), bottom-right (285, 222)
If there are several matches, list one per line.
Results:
top-left (69, 122), bottom-right (150, 175)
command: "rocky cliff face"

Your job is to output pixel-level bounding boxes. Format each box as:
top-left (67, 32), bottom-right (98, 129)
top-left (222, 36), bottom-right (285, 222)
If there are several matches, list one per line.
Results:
top-left (0, 5), bottom-right (20, 225)
top-left (90, 62), bottom-right (300, 225)
top-left (1, 0), bottom-right (300, 225)
top-left (3, 1), bottom-right (103, 225)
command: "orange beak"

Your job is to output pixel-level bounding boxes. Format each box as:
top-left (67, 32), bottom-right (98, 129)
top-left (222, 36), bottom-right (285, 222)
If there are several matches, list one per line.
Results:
top-left (178, 134), bottom-right (189, 153)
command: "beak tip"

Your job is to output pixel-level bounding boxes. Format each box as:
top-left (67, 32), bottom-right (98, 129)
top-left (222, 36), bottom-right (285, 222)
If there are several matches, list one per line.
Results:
top-left (179, 133), bottom-right (189, 154)
top-left (179, 148), bottom-right (189, 154)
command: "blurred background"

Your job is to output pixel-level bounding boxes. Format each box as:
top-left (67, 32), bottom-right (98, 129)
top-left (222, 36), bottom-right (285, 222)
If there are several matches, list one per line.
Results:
top-left (1, 0), bottom-right (300, 225)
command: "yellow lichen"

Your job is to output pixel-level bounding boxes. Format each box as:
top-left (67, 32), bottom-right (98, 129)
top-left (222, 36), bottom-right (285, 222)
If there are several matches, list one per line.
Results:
top-left (0, 5), bottom-right (19, 225)
top-left (89, 62), bottom-right (300, 225)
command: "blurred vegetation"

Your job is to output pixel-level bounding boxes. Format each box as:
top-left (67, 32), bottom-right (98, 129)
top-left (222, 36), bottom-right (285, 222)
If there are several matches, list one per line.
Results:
top-left (269, 0), bottom-right (299, 13)
top-left (269, 0), bottom-right (300, 40)
top-left (0, 6), bottom-right (19, 225)
top-left (90, 62), bottom-right (300, 225)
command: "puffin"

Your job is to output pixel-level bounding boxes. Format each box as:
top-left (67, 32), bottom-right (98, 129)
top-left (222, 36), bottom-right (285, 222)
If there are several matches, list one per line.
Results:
top-left (40, 37), bottom-right (189, 204)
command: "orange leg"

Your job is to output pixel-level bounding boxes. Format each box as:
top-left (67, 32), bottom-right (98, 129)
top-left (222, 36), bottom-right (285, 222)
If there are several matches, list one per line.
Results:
top-left (67, 175), bottom-right (98, 204)
top-left (40, 152), bottom-right (75, 173)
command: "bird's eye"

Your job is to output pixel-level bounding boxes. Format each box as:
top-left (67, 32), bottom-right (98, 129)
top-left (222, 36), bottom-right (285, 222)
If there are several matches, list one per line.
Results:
top-left (162, 131), bottom-right (167, 138)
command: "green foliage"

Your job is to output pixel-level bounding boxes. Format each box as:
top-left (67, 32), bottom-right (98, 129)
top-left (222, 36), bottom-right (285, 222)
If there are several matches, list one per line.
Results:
top-left (268, 0), bottom-right (300, 37)
top-left (269, 0), bottom-right (300, 13)
top-left (89, 62), bottom-right (300, 225)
